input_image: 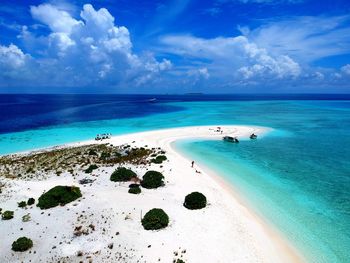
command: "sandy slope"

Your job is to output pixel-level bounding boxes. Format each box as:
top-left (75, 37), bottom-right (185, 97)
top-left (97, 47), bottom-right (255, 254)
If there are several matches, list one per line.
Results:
top-left (0, 125), bottom-right (304, 263)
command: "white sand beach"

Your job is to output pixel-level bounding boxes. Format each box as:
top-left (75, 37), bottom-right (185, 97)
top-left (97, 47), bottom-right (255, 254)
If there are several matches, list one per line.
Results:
top-left (0, 125), bottom-right (304, 263)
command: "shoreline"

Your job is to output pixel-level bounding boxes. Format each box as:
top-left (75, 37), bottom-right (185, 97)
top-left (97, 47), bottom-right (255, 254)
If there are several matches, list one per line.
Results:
top-left (155, 126), bottom-right (305, 263)
top-left (172, 141), bottom-right (305, 263)
top-left (0, 125), bottom-right (305, 262)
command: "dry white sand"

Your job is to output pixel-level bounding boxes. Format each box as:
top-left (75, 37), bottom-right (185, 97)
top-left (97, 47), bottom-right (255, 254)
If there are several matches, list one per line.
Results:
top-left (0, 125), bottom-right (304, 263)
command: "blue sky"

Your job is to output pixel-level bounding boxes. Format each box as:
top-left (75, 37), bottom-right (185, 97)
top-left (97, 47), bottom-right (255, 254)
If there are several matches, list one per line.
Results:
top-left (0, 0), bottom-right (350, 93)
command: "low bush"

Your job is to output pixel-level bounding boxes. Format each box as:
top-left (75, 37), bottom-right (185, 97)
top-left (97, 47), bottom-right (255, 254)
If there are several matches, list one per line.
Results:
top-left (129, 183), bottom-right (140, 188)
top-left (183, 192), bottom-right (207, 210)
top-left (151, 155), bottom-right (167, 164)
top-left (128, 186), bottom-right (141, 194)
top-left (2, 210), bottom-right (14, 220)
top-left (12, 237), bottom-right (33, 252)
top-left (37, 185), bottom-right (82, 209)
top-left (27, 198), bottom-right (35, 206)
top-left (100, 152), bottom-right (111, 160)
top-left (114, 152), bottom-right (122, 158)
top-left (141, 171), bottom-right (164, 189)
top-left (85, 164), bottom-right (98, 173)
top-left (110, 167), bottom-right (137, 182)
top-left (88, 149), bottom-right (97, 156)
top-left (141, 208), bottom-right (169, 230)
top-left (18, 201), bottom-right (27, 208)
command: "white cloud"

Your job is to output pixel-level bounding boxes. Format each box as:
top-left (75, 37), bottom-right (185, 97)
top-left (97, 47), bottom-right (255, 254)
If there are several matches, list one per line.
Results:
top-left (187, 67), bottom-right (210, 79)
top-left (30, 4), bottom-right (82, 34)
top-left (0, 3), bottom-right (171, 88)
top-left (0, 44), bottom-right (27, 68)
top-left (160, 34), bottom-right (301, 81)
top-left (341, 64), bottom-right (350, 75)
top-left (248, 15), bottom-right (350, 63)
top-left (49, 32), bottom-right (75, 53)
top-left (314, 71), bottom-right (325, 80)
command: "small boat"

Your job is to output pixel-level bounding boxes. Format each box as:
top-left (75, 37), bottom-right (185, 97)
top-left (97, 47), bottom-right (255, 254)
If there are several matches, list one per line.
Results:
top-left (148, 98), bottom-right (157, 102)
top-left (223, 136), bottom-right (239, 143)
top-left (95, 133), bottom-right (111, 140)
top-left (250, 133), bottom-right (258, 139)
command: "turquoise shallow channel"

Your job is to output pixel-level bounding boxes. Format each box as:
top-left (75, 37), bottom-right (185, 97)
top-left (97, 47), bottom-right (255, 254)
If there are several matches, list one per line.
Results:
top-left (1, 98), bottom-right (350, 262)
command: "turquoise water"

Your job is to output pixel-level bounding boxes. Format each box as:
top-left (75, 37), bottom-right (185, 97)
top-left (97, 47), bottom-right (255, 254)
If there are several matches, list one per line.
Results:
top-left (174, 101), bottom-right (350, 262)
top-left (1, 99), bottom-right (349, 262)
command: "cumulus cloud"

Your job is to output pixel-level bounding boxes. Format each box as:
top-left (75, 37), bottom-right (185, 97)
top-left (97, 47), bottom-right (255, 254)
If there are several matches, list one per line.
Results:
top-left (160, 34), bottom-right (301, 82)
top-left (0, 44), bottom-right (36, 83)
top-left (0, 44), bottom-right (27, 68)
top-left (30, 4), bottom-right (82, 34)
top-left (0, 3), bottom-right (171, 88)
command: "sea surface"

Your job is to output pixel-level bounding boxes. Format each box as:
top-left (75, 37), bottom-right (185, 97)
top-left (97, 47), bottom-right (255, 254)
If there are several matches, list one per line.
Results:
top-left (0, 94), bottom-right (349, 262)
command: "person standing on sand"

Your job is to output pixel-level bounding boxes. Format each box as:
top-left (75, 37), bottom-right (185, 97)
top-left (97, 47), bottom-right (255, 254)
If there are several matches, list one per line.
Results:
top-left (191, 161), bottom-right (194, 167)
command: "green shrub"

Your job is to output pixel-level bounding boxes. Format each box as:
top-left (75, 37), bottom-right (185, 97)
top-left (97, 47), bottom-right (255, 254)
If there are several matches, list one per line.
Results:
top-left (176, 260), bottom-right (185, 263)
top-left (100, 152), bottom-right (111, 160)
top-left (12, 237), bottom-right (33, 252)
top-left (37, 185), bottom-right (82, 209)
top-left (85, 164), bottom-right (98, 173)
top-left (88, 149), bottom-right (97, 156)
top-left (26, 167), bottom-right (34, 174)
top-left (110, 167), bottom-right (137, 182)
top-left (114, 152), bottom-right (122, 158)
top-left (157, 155), bottom-right (167, 161)
top-left (2, 210), bottom-right (14, 220)
top-left (27, 198), bottom-right (35, 206)
top-left (183, 192), bottom-right (207, 210)
top-left (18, 201), bottom-right (27, 208)
top-left (128, 186), bottom-right (141, 194)
top-left (141, 171), bottom-right (164, 189)
top-left (151, 155), bottom-right (167, 164)
top-left (141, 208), bottom-right (169, 230)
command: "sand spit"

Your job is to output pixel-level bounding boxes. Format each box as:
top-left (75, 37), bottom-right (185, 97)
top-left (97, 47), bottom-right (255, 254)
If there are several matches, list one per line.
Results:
top-left (0, 125), bottom-right (304, 263)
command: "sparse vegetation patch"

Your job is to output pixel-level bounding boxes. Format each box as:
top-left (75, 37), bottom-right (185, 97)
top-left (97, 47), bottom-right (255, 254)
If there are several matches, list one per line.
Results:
top-left (85, 164), bottom-right (98, 173)
top-left (18, 201), bottom-right (27, 208)
top-left (2, 210), bottom-right (14, 220)
top-left (151, 155), bottom-right (167, 164)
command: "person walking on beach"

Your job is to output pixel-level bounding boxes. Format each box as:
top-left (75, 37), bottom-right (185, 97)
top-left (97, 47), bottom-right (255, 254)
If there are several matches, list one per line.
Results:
top-left (191, 161), bottom-right (194, 168)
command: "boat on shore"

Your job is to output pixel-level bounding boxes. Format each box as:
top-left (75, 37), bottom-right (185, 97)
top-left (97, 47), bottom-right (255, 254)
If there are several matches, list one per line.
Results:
top-left (223, 136), bottom-right (239, 143)
top-left (95, 133), bottom-right (111, 141)
top-left (250, 133), bottom-right (258, 139)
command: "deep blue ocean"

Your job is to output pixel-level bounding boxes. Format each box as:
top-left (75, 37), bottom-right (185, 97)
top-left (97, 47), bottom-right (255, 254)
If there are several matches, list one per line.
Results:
top-left (0, 94), bottom-right (349, 262)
